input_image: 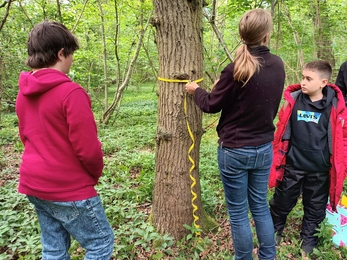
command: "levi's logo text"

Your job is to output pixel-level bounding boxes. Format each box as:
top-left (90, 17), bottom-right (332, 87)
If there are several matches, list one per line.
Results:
top-left (297, 110), bottom-right (321, 124)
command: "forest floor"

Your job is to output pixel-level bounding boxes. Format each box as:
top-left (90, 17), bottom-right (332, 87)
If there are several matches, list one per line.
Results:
top-left (0, 143), bottom-right (317, 260)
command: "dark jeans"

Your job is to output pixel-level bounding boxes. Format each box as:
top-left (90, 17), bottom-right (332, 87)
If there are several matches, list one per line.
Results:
top-left (269, 165), bottom-right (329, 250)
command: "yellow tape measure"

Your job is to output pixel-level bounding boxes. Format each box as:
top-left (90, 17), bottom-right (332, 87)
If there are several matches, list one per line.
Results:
top-left (157, 77), bottom-right (204, 84)
top-left (158, 76), bottom-right (203, 236)
top-left (184, 93), bottom-right (201, 236)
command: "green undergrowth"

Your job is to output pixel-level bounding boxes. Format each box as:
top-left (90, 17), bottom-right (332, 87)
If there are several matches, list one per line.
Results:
top-left (1, 83), bottom-right (347, 259)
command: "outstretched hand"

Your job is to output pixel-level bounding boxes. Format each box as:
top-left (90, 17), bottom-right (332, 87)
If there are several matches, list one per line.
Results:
top-left (186, 79), bottom-right (220, 94)
top-left (185, 81), bottom-right (199, 95)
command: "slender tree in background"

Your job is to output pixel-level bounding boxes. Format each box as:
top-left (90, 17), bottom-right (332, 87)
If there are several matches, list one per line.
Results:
top-left (0, 55), bottom-right (3, 124)
top-left (0, 0), bottom-right (13, 124)
top-left (280, 1), bottom-right (305, 83)
top-left (102, 1), bottom-right (150, 124)
top-left (311, 0), bottom-right (335, 67)
top-left (151, 0), bottom-right (205, 239)
top-left (97, 0), bottom-right (109, 110)
top-left (56, 0), bottom-right (62, 23)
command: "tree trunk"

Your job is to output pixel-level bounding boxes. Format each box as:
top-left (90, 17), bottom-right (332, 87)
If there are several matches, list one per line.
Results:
top-left (102, 14), bottom-right (150, 124)
top-left (311, 0), bottom-right (335, 67)
top-left (97, 0), bottom-right (109, 110)
top-left (283, 1), bottom-right (304, 82)
top-left (0, 0), bottom-right (12, 124)
top-left (0, 56), bottom-right (3, 123)
top-left (56, 0), bottom-right (62, 23)
top-left (151, 0), bottom-right (204, 240)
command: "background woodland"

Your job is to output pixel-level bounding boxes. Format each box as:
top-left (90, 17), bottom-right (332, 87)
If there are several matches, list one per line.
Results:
top-left (1, 0), bottom-right (346, 121)
top-left (1, 0), bottom-right (347, 259)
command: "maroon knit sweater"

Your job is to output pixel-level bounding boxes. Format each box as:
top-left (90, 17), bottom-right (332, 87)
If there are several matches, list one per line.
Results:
top-left (194, 46), bottom-right (285, 148)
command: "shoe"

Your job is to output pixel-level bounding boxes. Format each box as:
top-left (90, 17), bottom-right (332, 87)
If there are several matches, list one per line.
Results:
top-left (301, 244), bottom-right (314, 254)
top-left (301, 250), bottom-right (309, 260)
top-left (275, 233), bottom-right (282, 246)
top-left (301, 245), bottom-right (314, 259)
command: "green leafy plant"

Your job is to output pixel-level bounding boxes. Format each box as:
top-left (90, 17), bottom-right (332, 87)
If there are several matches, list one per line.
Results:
top-left (1, 83), bottom-right (347, 259)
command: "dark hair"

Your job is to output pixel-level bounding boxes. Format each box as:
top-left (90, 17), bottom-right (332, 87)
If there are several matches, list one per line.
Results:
top-left (233, 9), bottom-right (273, 86)
top-left (303, 60), bottom-right (332, 81)
top-left (26, 21), bottom-right (79, 69)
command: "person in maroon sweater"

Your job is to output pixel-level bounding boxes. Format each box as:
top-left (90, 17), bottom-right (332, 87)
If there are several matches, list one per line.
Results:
top-left (16, 21), bottom-right (114, 259)
top-left (186, 9), bottom-right (285, 260)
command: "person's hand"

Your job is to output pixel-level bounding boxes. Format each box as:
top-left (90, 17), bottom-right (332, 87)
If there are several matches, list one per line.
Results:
top-left (185, 81), bottom-right (199, 94)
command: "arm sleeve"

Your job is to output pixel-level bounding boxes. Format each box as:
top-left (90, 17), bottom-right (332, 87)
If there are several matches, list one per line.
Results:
top-left (335, 62), bottom-right (347, 98)
top-left (63, 88), bottom-right (104, 180)
top-left (194, 66), bottom-right (235, 113)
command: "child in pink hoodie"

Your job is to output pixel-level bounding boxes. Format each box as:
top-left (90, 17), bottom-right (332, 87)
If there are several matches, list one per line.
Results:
top-left (16, 21), bottom-right (114, 259)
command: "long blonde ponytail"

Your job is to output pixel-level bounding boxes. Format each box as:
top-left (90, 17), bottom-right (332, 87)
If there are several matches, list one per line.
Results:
top-left (233, 9), bottom-right (273, 86)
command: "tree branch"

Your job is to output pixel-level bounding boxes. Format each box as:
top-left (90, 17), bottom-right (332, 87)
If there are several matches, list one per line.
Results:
top-left (0, 0), bottom-right (12, 32)
top-left (18, 0), bottom-right (34, 28)
top-left (102, 14), bottom-right (152, 124)
top-left (202, 4), bottom-right (233, 62)
top-left (71, 0), bottom-right (89, 33)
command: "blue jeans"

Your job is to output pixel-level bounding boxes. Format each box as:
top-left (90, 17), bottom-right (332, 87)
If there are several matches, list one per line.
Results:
top-left (218, 142), bottom-right (276, 260)
top-left (27, 195), bottom-right (114, 260)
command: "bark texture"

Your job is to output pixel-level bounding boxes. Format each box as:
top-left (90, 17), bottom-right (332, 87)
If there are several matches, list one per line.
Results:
top-left (151, 0), bottom-right (204, 239)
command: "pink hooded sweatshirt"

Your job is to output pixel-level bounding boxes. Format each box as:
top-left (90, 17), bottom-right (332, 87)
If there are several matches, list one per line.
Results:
top-left (16, 68), bottom-right (103, 201)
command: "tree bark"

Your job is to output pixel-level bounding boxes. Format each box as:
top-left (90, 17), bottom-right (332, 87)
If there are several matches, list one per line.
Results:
top-left (151, 0), bottom-right (204, 240)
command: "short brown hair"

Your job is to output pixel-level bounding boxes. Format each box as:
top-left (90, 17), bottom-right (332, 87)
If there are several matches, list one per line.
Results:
top-left (26, 21), bottom-right (79, 69)
top-left (303, 60), bottom-right (332, 81)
